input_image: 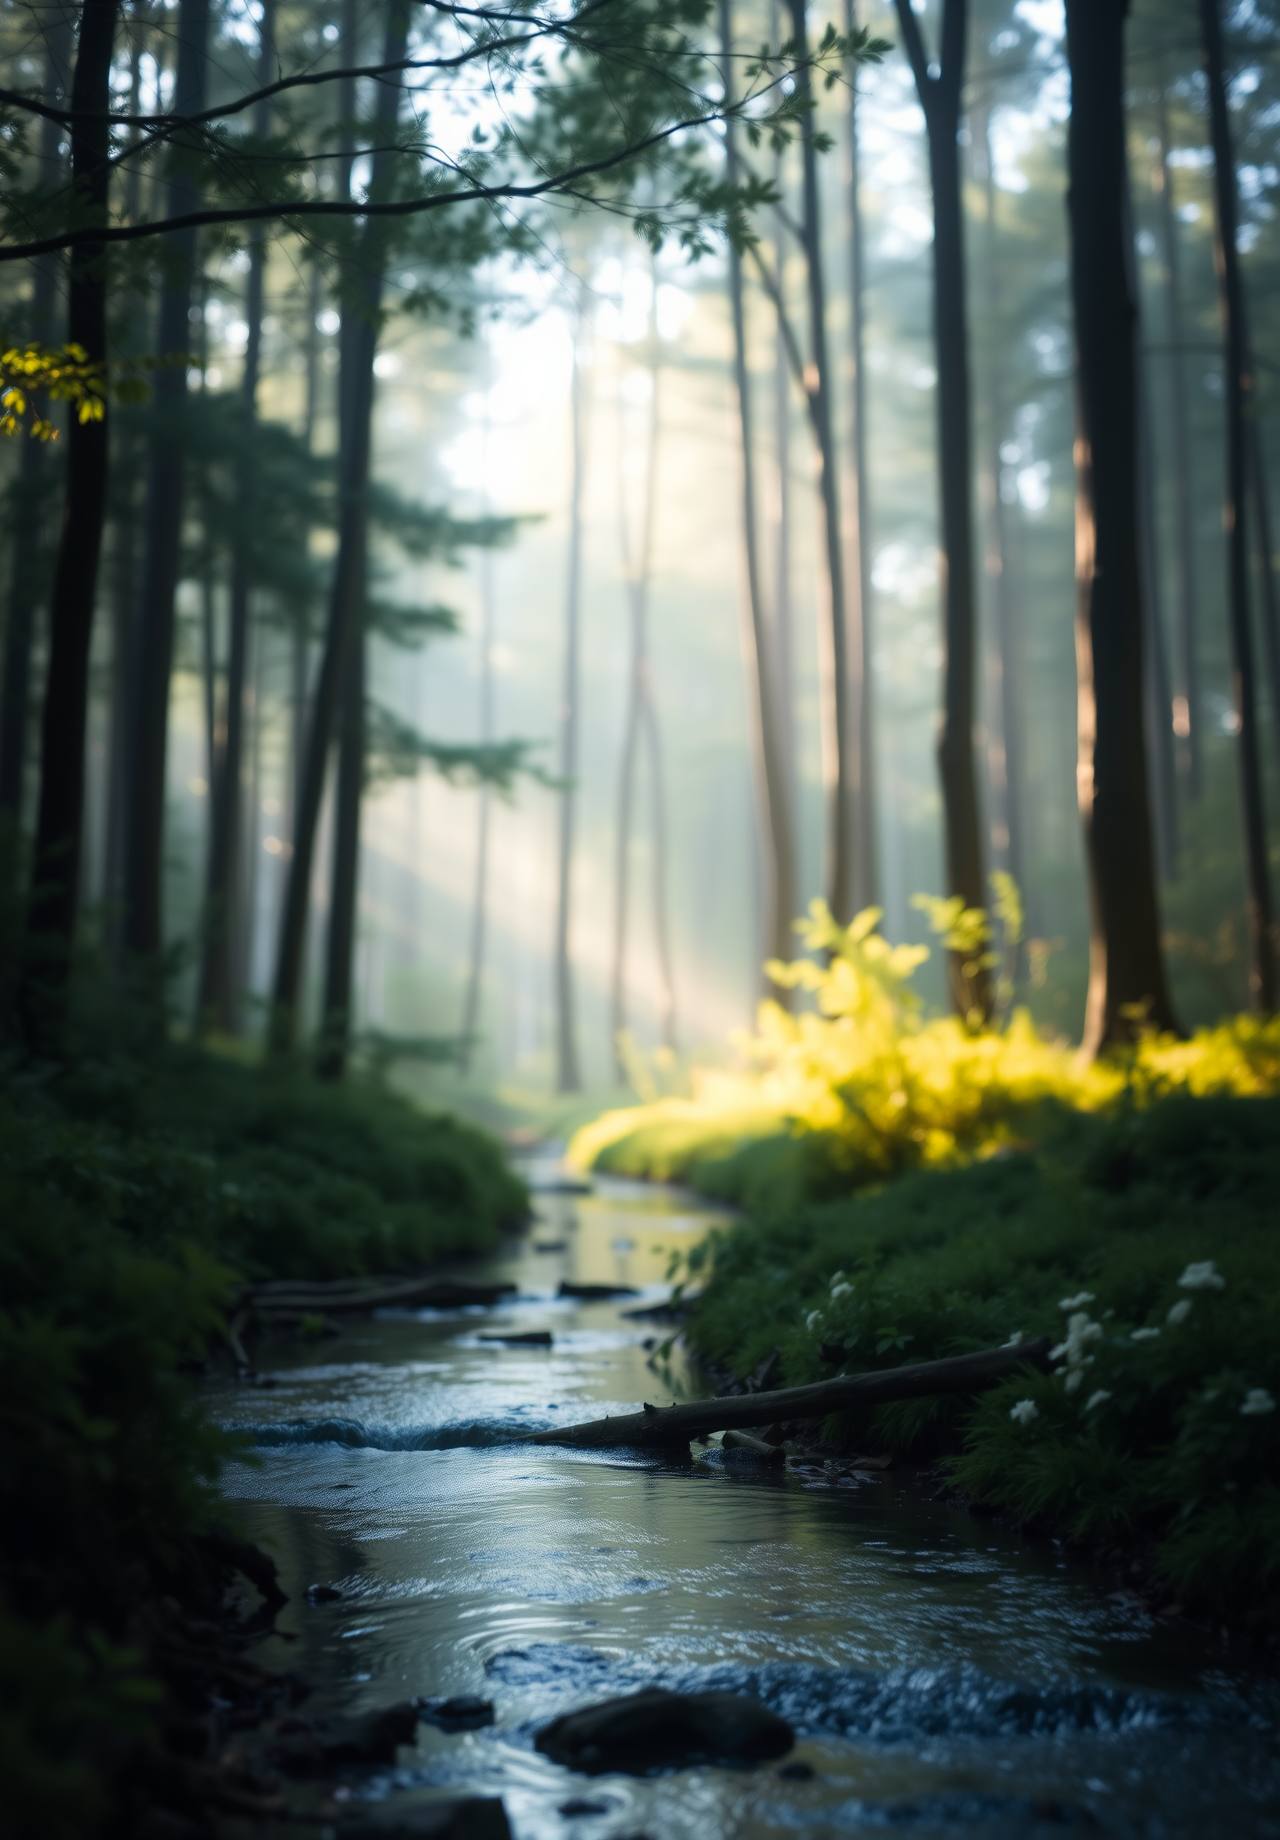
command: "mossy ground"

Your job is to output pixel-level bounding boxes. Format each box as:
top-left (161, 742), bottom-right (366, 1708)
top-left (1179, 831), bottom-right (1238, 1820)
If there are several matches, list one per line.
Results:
top-left (674, 1096), bottom-right (1280, 1632)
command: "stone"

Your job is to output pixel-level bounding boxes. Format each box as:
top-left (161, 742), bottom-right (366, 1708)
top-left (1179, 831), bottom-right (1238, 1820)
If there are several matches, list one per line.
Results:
top-left (534, 1688), bottom-right (794, 1774)
top-left (415, 1694), bottom-right (494, 1731)
top-left (338, 1798), bottom-right (511, 1838)
top-left (269, 1702), bottom-right (419, 1773)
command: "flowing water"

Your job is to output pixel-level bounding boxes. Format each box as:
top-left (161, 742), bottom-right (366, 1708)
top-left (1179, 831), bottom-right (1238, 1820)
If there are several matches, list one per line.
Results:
top-left (214, 1173), bottom-right (1280, 1839)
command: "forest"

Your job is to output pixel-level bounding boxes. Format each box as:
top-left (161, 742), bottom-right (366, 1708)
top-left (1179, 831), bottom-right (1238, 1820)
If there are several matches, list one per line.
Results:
top-left (1, 1), bottom-right (1279, 1837)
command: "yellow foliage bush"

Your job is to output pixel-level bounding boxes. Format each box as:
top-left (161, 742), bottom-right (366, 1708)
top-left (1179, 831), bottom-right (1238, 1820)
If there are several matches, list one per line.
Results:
top-left (570, 901), bottom-right (1280, 1187)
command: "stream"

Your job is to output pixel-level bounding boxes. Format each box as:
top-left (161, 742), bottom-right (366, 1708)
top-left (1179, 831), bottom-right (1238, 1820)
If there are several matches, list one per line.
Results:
top-left (213, 1171), bottom-right (1280, 1839)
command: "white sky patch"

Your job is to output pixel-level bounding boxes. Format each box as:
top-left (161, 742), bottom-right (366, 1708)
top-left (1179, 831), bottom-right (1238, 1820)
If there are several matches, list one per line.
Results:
top-left (873, 543), bottom-right (938, 607)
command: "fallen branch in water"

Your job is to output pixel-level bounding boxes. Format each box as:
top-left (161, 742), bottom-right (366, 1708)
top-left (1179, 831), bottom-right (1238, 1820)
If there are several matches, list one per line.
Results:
top-left (525, 1339), bottom-right (1053, 1449)
top-left (233, 1275), bottom-right (516, 1314)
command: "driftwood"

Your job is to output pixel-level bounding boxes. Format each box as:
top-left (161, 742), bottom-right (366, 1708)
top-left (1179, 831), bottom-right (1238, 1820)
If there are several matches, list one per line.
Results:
top-left (234, 1275), bottom-right (517, 1314)
top-left (526, 1338), bottom-right (1053, 1449)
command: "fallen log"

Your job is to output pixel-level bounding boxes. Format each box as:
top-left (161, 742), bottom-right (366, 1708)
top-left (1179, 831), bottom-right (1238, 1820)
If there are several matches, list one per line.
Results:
top-left (525, 1338), bottom-right (1053, 1449)
top-left (234, 1276), bottom-right (517, 1314)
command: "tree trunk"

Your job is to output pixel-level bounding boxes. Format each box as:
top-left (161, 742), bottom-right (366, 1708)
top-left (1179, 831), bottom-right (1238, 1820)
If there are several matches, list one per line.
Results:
top-left (20, 0), bottom-right (120, 1048)
top-left (1063, 0), bottom-right (1178, 1053)
top-left (122, 0), bottom-right (211, 976)
top-left (554, 286), bottom-right (588, 1092)
top-left (0, 7), bottom-right (73, 831)
top-left (894, 0), bottom-right (988, 1021)
top-left (844, 0), bottom-right (876, 913)
top-left (1136, 327), bottom-right (1179, 882)
top-left (719, 0), bottom-right (797, 988)
top-left (316, 619), bottom-right (364, 1077)
top-left (1127, 167), bottom-right (1178, 881)
top-left (1152, 88), bottom-right (1203, 800)
top-left (459, 516), bottom-right (497, 1074)
top-left (974, 106), bottom-right (1024, 912)
top-left (611, 271), bottom-right (671, 1078)
top-left (271, 0), bottom-right (408, 1064)
top-left (1198, 0), bottom-right (1276, 1011)
top-left (787, 0), bottom-right (860, 929)
top-left (197, 0), bottom-right (276, 1033)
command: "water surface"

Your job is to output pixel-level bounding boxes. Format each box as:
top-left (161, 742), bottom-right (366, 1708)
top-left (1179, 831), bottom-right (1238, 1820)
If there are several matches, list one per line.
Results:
top-left (214, 1176), bottom-right (1280, 1838)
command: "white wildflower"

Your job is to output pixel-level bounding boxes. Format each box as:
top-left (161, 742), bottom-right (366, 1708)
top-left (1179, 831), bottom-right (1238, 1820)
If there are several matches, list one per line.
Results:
top-left (805, 1310), bottom-right (824, 1334)
top-left (1059, 1291), bottom-right (1096, 1312)
top-left (1064, 1368), bottom-right (1087, 1394)
top-left (1177, 1261), bottom-right (1225, 1292)
top-left (1085, 1389), bottom-right (1113, 1411)
top-left (1003, 1331), bottom-right (1025, 1347)
top-left (830, 1282), bottom-right (853, 1303)
top-left (1166, 1299), bottom-right (1193, 1325)
top-left (1241, 1389), bottom-right (1276, 1418)
top-left (1010, 1398), bottom-right (1039, 1426)
top-left (830, 1271), bottom-right (846, 1288)
top-left (1130, 1328), bottom-right (1161, 1342)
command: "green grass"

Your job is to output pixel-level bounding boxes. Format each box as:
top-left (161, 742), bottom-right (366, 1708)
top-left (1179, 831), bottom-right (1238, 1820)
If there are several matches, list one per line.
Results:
top-left (680, 1096), bottom-right (1280, 1628)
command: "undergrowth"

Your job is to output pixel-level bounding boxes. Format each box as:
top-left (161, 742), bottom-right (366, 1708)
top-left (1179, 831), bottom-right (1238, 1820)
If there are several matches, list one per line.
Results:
top-left (678, 1095), bottom-right (1280, 1629)
top-left (0, 1020), bottom-right (526, 1831)
top-left (570, 902), bottom-right (1280, 1207)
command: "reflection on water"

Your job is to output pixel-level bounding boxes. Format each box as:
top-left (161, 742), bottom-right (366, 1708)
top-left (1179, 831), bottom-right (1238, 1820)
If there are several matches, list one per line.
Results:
top-left (212, 1180), bottom-right (1280, 1839)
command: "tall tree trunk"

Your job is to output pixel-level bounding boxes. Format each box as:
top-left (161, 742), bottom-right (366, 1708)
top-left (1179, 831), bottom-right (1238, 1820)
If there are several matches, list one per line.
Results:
top-left (1063, 0), bottom-right (1178, 1053)
top-left (720, 0), bottom-right (797, 989)
top-left (197, 0), bottom-right (276, 1033)
top-left (1127, 167), bottom-right (1179, 880)
top-left (459, 540), bottom-right (496, 1076)
top-left (610, 281), bottom-right (667, 1078)
top-left (553, 286), bottom-right (588, 1093)
top-left (317, 623), bottom-right (364, 1077)
top-left (894, 0), bottom-right (989, 1021)
top-left (843, 0), bottom-right (876, 913)
top-left (122, 0), bottom-right (211, 976)
top-left (787, 0), bottom-right (861, 928)
top-left (974, 106), bottom-right (1024, 910)
top-left (1198, 0), bottom-right (1276, 1011)
top-left (1152, 87), bottom-right (1203, 799)
top-left (1136, 324), bottom-right (1179, 881)
top-left (21, 0), bottom-right (120, 1050)
top-left (271, 0), bottom-right (407, 1066)
top-left (0, 6), bottom-right (73, 830)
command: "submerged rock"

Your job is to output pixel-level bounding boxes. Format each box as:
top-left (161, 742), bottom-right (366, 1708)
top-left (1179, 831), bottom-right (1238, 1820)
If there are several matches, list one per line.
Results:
top-left (269, 1701), bottom-right (419, 1772)
top-left (534, 1687), bottom-right (794, 1774)
top-left (415, 1693), bottom-right (495, 1731)
top-left (338, 1799), bottom-right (511, 1838)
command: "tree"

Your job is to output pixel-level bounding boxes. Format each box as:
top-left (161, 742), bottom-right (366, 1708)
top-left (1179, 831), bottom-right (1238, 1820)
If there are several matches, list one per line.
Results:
top-left (893, 0), bottom-right (989, 1021)
top-left (0, 3), bottom-right (73, 828)
top-left (21, 0), bottom-right (120, 1049)
top-left (1198, 0), bottom-right (1276, 1011)
top-left (720, 0), bottom-right (797, 985)
top-left (197, 0), bottom-right (277, 1033)
top-left (554, 282), bottom-right (589, 1093)
top-left (787, 0), bottom-right (861, 928)
top-left (1151, 84), bottom-right (1204, 800)
top-left (610, 256), bottom-right (677, 1076)
top-left (123, 0), bottom-right (211, 976)
top-left (1063, 0), bottom-right (1177, 1052)
top-left (843, 0), bottom-right (875, 914)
